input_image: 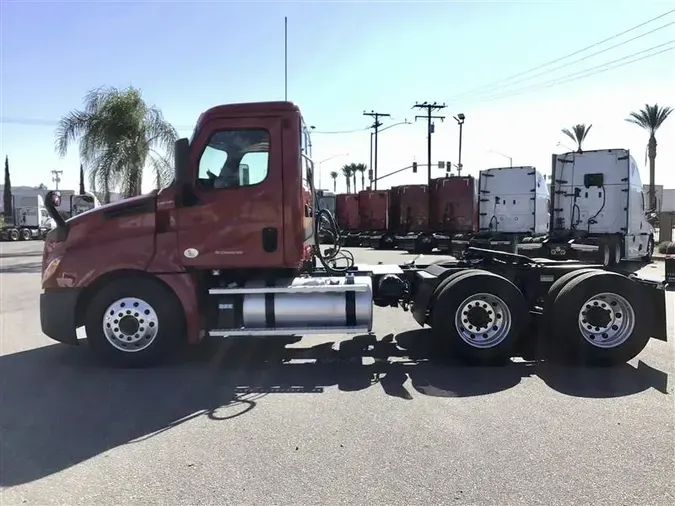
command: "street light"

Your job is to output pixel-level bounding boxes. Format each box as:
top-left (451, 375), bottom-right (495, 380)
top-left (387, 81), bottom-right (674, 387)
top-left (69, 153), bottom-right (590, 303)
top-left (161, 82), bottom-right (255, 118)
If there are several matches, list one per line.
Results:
top-left (556, 141), bottom-right (573, 152)
top-left (317, 153), bottom-right (349, 189)
top-left (453, 113), bottom-right (465, 176)
top-left (370, 120), bottom-right (411, 189)
top-left (487, 149), bottom-right (513, 167)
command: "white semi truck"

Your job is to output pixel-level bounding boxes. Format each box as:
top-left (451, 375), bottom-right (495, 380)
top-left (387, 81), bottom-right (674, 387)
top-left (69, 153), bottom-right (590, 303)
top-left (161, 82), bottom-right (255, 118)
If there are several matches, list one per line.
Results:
top-left (451, 166), bottom-right (550, 254)
top-left (1, 195), bottom-right (55, 241)
top-left (1, 192), bottom-right (99, 241)
top-left (518, 149), bottom-right (654, 266)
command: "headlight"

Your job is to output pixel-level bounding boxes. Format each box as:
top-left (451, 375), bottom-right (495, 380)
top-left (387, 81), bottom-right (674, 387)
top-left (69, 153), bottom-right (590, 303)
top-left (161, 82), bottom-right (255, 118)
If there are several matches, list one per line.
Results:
top-left (42, 257), bottom-right (61, 285)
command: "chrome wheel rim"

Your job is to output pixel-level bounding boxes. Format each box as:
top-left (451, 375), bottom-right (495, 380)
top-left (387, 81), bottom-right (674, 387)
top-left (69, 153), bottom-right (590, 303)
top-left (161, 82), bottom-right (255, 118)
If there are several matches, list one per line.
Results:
top-left (577, 292), bottom-right (635, 348)
top-left (102, 297), bottom-right (159, 352)
top-left (454, 292), bottom-right (512, 348)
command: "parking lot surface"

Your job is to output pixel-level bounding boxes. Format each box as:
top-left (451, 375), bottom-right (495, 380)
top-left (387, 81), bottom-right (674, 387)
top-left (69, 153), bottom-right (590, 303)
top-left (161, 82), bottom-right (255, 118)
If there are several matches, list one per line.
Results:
top-left (1, 241), bottom-right (673, 505)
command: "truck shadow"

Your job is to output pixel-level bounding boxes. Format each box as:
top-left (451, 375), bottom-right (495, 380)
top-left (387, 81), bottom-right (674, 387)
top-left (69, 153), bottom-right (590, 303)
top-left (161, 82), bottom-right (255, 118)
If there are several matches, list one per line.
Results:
top-left (0, 331), bottom-right (667, 487)
top-left (0, 250), bottom-right (44, 259)
top-left (0, 260), bottom-right (42, 274)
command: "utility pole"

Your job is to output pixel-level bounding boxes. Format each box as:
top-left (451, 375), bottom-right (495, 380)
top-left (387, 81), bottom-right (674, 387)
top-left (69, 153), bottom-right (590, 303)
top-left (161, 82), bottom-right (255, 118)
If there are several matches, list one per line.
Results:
top-left (363, 110), bottom-right (391, 190)
top-left (413, 102), bottom-right (446, 185)
top-left (453, 113), bottom-right (466, 176)
top-left (50, 170), bottom-right (63, 190)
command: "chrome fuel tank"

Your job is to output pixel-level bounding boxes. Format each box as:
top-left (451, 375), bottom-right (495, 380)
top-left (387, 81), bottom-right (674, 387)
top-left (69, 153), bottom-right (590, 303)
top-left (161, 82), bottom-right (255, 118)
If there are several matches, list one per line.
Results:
top-left (241, 275), bottom-right (373, 330)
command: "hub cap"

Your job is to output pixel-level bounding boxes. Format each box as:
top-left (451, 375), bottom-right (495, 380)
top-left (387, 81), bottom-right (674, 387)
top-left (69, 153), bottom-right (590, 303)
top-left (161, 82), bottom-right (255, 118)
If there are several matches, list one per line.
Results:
top-left (102, 297), bottom-right (159, 352)
top-left (577, 292), bottom-right (635, 348)
top-left (454, 293), bottom-right (512, 348)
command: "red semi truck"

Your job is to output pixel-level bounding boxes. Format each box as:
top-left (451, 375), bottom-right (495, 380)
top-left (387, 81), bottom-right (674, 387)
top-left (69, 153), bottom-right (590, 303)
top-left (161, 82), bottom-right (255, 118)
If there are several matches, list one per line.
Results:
top-left (394, 176), bottom-right (478, 254)
top-left (39, 100), bottom-right (668, 369)
top-left (358, 189), bottom-right (392, 249)
top-left (335, 193), bottom-right (360, 246)
top-left (391, 184), bottom-right (434, 254)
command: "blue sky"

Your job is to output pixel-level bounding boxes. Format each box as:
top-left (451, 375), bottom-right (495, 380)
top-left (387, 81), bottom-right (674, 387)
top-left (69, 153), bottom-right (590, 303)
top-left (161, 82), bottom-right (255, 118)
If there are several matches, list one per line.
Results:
top-left (1, 0), bottom-right (674, 196)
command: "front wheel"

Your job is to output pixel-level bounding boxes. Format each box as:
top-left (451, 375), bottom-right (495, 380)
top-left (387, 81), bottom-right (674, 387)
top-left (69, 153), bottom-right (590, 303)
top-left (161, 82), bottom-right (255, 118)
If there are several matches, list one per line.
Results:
top-left (84, 277), bottom-right (186, 367)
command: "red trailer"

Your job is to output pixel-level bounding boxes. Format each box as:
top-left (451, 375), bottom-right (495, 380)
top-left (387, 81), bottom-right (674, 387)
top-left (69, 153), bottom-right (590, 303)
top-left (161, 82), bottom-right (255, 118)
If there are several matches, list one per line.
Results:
top-left (429, 176), bottom-right (478, 254)
top-left (335, 193), bottom-right (361, 246)
top-left (358, 189), bottom-right (391, 249)
top-left (391, 185), bottom-right (434, 253)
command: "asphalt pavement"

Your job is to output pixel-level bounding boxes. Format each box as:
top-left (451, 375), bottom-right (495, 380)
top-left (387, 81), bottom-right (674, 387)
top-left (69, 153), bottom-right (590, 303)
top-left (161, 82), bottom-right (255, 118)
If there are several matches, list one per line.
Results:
top-left (1, 241), bottom-right (673, 506)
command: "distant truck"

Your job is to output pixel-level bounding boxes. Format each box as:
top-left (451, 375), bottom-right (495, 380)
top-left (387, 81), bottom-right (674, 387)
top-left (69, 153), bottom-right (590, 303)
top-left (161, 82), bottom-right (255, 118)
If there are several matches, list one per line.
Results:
top-left (450, 166), bottom-right (550, 255)
top-left (391, 184), bottom-right (433, 253)
top-left (517, 149), bottom-right (654, 266)
top-left (359, 190), bottom-right (392, 249)
top-left (427, 176), bottom-right (479, 254)
top-left (69, 192), bottom-right (99, 218)
top-left (1, 194), bottom-right (56, 241)
top-left (335, 193), bottom-right (361, 246)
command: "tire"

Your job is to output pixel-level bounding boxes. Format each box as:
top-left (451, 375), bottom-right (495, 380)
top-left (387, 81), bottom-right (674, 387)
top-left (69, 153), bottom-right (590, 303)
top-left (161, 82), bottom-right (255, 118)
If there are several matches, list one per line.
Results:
top-left (21, 228), bottom-right (32, 241)
top-left (84, 277), bottom-right (186, 367)
top-left (613, 240), bottom-right (622, 266)
top-left (550, 271), bottom-right (649, 366)
top-left (642, 235), bottom-right (654, 262)
top-left (599, 242), bottom-right (611, 267)
top-left (541, 268), bottom-right (603, 358)
top-left (8, 229), bottom-right (20, 241)
top-left (431, 270), bottom-right (528, 364)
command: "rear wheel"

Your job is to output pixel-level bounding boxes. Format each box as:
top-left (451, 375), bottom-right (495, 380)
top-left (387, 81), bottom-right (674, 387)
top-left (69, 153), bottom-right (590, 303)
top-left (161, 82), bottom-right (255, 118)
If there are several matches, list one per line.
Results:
top-left (85, 277), bottom-right (185, 367)
top-left (431, 270), bottom-right (527, 364)
top-left (21, 228), bottom-right (32, 241)
top-left (549, 271), bottom-right (649, 366)
top-left (8, 229), bottom-right (20, 241)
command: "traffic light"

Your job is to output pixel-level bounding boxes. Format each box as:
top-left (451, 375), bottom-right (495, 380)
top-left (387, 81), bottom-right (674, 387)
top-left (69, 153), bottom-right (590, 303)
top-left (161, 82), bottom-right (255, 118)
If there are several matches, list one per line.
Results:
top-left (446, 161), bottom-right (451, 173)
top-left (368, 169), bottom-right (373, 181)
top-left (412, 162), bottom-right (417, 173)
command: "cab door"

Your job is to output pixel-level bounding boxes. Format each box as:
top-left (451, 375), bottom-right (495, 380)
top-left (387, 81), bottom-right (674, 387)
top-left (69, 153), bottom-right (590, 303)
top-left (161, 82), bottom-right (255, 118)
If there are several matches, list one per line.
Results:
top-left (176, 116), bottom-right (285, 268)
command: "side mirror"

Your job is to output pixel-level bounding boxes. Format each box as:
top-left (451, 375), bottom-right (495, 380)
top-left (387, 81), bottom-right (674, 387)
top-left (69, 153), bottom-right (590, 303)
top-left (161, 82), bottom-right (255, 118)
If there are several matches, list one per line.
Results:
top-left (44, 190), bottom-right (68, 237)
top-left (174, 138), bottom-right (191, 187)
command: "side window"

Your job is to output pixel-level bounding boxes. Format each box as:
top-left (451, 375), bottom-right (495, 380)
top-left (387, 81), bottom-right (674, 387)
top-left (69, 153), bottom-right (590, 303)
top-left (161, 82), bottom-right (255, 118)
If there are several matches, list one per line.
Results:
top-left (197, 129), bottom-right (270, 189)
top-left (40, 209), bottom-right (49, 218)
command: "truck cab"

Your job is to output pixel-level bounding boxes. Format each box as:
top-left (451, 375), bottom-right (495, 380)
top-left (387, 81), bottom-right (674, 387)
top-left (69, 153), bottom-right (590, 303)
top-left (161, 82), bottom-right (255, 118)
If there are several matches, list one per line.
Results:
top-left (41, 101), bottom-right (314, 353)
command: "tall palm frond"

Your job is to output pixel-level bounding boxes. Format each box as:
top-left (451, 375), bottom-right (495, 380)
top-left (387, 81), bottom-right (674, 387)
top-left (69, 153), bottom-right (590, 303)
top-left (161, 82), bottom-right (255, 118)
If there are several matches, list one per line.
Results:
top-left (329, 171), bottom-right (339, 192)
top-left (625, 103), bottom-right (673, 211)
top-left (55, 85), bottom-right (178, 200)
top-left (561, 123), bottom-right (592, 153)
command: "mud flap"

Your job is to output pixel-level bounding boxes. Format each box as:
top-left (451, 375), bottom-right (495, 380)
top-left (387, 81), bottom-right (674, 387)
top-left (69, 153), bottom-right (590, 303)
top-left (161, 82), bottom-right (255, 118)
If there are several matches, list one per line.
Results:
top-left (632, 279), bottom-right (668, 342)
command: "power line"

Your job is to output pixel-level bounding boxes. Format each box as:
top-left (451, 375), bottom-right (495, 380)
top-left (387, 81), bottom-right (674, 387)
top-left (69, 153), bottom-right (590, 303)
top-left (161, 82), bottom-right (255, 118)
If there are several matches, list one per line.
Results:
top-left (465, 20), bottom-right (675, 99)
top-left (0, 117), bottom-right (372, 135)
top-left (447, 7), bottom-right (675, 101)
top-left (478, 42), bottom-right (675, 104)
top-left (312, 127), bottom-right (370, 134)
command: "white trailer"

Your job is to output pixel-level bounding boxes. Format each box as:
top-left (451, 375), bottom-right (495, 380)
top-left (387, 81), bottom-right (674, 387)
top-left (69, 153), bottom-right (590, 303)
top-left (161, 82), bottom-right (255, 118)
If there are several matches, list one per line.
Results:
top-left (518, 149), bottom-right (654, 266)
top-left (451, 166), bottom-right (550, 254)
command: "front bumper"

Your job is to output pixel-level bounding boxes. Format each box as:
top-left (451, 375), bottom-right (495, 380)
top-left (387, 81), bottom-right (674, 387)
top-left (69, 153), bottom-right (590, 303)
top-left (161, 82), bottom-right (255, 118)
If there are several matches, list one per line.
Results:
top-left (40, 288), bottom-right (83, 345)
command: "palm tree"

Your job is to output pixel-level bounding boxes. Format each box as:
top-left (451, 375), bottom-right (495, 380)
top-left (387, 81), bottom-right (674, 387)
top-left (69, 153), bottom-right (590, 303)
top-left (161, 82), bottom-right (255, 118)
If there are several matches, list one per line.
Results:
top-left (352, 162), bottom-right (368, 190)
top-left (561, 123), bottom-right (592, 153)
top-left (625, 103), bottom-right (673, 211)
top-left (329, 170), bottom-right (339, 192)
top-left (341, 164), bottom-right (352, 193)
top-left (55, 86), bottom-right (178, 202)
